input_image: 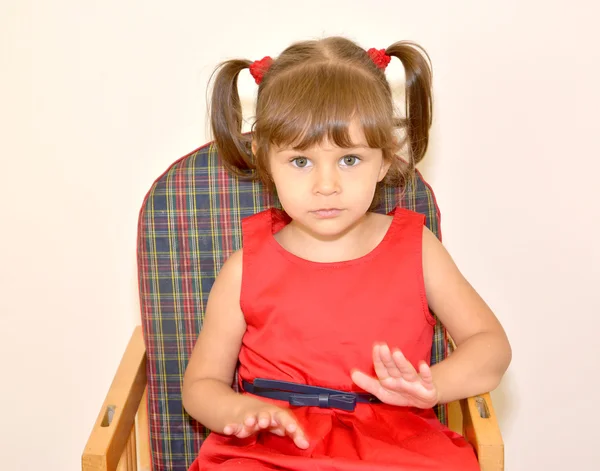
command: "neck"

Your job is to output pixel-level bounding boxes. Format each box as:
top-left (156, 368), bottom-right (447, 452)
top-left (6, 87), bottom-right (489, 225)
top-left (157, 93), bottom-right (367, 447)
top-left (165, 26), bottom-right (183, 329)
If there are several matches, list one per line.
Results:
top-left (281, 214), bottom-right (373, 263)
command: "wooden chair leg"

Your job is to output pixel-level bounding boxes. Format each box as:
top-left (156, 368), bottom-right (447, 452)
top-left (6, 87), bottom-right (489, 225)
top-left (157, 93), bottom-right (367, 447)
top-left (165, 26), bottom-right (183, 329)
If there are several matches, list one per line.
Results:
top-left (82, 327), bottom-right (147, 471)
top-left (461, 393), bottom-right (504, 471)
top-left (116, 427), bottom-right (137, 471)
top-left (136, 387), bottom-right (151, 471)
top-left (448, 399), bottom-right (463, 435)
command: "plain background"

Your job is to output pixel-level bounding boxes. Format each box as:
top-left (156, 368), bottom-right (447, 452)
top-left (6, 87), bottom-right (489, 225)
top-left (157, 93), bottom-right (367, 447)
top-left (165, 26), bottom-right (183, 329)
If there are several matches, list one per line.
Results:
top-left (2, 0), bottom-right (599, 470)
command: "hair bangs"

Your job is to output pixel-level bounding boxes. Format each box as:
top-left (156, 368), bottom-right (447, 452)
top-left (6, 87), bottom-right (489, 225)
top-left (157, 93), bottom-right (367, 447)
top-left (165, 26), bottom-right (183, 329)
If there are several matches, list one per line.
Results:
top-left (254, 63), bottom-right (396, 153)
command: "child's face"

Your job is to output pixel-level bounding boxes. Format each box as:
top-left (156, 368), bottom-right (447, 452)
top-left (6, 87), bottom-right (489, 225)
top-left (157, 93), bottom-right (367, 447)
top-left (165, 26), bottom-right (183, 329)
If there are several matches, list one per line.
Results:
top-left (264, 120), bottom-right (391, 238)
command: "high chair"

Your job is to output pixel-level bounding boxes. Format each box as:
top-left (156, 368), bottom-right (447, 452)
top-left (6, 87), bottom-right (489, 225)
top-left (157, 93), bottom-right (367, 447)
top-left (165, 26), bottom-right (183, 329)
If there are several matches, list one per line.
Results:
top-left (82, 140), bottom-right (504, 471)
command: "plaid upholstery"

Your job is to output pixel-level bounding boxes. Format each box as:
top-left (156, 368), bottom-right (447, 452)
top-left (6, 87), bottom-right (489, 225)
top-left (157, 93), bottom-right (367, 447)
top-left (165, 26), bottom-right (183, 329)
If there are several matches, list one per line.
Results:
top-left (137, 141), bottom-right (447, 471)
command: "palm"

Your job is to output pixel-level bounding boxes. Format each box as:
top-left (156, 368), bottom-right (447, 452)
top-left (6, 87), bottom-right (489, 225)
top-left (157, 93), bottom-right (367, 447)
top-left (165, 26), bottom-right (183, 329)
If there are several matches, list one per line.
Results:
top-left (351, 343), bottom-right (438, 409)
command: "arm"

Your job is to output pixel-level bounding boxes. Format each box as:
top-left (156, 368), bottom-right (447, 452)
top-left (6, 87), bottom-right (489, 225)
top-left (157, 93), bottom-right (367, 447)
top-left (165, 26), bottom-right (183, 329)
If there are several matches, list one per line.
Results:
top-left (422, 227), bottom-right (512, 404)
top-left (182, 249), bottom-right (249, 431)
top-left (182, 249), bottom-right (308, 448)
top-left (351, 226), bottom-right (511, 409)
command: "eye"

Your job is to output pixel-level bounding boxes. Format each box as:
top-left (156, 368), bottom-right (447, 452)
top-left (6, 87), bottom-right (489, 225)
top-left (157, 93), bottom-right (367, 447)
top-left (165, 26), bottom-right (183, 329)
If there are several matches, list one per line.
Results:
top-left (340, 155), bottom-right (360, 167)
top-left (291, 157), bottom-right (311, 168)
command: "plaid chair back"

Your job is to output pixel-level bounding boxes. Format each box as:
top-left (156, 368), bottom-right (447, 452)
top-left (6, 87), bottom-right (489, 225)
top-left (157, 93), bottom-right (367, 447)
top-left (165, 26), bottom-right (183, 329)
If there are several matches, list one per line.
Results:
top-left (137, 142), bottom-right (448, 471)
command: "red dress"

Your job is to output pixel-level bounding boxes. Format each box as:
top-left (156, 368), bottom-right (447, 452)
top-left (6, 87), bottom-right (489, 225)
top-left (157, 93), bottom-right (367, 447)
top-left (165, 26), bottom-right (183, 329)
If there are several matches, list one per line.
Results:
top-left (189, 208), bottom-right (479, 470)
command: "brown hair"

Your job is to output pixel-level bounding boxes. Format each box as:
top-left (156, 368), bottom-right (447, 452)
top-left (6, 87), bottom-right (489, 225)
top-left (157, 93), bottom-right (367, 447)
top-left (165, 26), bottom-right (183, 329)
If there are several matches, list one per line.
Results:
top-left (209, 36), bottom-right (433, 191)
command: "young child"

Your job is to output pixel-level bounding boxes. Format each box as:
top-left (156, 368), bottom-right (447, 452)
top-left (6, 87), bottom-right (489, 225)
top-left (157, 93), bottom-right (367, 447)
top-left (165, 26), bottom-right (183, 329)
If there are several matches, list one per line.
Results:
top-left (182, 36), bottom-right (511, 470)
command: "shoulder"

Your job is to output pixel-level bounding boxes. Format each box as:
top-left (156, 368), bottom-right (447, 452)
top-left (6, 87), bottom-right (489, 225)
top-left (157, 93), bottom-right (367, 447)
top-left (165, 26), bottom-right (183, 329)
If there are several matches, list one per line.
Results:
top-left (223, 248), bottom-right (243, 270)
top-left (379, 207), bottom-right (427, 240)
top-left (214, 248), bottom-right (244, 289)
top-left (421, 225), bottom-right (447, 264)
top-left (242, 208), bottom-right (274, 227)
top-left (420, 226), bottom-right (462, 297)
top-left (393, 207), bottom-right (427, 224)
top-left (241, 208), bottom-right (280, 243)
top-left (203, 249), bottom-right (246, 325)
top-left (421, 224), bottom-right (440, 245)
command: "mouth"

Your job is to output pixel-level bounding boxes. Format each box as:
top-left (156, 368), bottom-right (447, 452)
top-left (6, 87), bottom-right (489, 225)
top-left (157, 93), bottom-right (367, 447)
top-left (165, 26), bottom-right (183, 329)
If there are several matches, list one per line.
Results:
top-left (311, 208), bottom-right (343, 219)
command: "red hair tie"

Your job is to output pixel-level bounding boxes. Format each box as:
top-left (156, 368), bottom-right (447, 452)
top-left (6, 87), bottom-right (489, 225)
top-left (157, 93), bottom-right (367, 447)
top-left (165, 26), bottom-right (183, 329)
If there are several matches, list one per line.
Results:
top-left (367, 48), bottom-right (391, 70)
top-left (249, 49), bottom-right (389, 85)
top-left (249, 56), bottom-right (273, 84)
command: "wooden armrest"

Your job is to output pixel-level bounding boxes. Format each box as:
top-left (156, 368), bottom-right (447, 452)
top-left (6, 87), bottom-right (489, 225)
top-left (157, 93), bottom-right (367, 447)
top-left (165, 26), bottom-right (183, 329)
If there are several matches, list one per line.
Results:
top-left (82, 326), bottom-right (148, 471)
top-left (446, 336), bottom-right (504, 471)
top-left (461, 392), bottom-right (504, 471)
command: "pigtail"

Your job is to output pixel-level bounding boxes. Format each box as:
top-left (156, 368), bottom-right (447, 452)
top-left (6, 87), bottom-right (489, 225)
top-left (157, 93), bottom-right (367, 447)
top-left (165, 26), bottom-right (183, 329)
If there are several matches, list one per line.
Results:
top-left (385, 42), bottom-right (433, 167)
top-left (209, 59), bottom-right (255, 177)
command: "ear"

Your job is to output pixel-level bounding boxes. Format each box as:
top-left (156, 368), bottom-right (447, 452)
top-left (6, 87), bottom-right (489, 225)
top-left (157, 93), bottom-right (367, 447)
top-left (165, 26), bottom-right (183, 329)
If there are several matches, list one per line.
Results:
top-left (377, 158), bottom-right (393, 182)
top-left (251, 140), bottom-right (258, 156)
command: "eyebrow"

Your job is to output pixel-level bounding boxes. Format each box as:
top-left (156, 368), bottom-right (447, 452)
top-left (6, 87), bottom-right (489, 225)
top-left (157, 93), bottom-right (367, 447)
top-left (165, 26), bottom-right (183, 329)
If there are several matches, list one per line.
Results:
top-left (282, 144), bottom-right (371, 152)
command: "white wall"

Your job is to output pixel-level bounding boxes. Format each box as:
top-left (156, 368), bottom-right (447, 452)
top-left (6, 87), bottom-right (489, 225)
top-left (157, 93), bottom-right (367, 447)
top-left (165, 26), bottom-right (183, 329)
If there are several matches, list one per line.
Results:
top-left (2, 1), bottom-right (599, 469)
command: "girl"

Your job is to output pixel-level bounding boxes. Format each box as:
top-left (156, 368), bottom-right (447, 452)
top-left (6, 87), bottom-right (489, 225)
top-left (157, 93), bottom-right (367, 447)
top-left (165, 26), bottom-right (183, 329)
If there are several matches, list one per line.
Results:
top-left (182, 36), bottom-right (511, 470)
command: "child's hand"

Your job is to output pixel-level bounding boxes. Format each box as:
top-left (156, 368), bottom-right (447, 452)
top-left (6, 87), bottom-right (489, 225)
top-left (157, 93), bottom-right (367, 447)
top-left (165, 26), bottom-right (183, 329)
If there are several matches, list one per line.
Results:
top-left (350, 343), bottom-right (439, 409)
top-left (223, 398), bottom-right (309, 449)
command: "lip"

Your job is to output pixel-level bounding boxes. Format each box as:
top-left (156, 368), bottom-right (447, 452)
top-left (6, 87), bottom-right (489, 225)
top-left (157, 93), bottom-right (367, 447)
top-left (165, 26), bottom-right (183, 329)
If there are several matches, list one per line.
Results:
top-left (311, 208), bottom-right (343, 219)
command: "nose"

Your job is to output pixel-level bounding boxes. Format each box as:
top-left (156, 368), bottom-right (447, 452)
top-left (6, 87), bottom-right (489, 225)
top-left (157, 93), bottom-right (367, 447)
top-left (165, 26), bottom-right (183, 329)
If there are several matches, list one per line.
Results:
top-left (313, 165), bottom-right (341, 196)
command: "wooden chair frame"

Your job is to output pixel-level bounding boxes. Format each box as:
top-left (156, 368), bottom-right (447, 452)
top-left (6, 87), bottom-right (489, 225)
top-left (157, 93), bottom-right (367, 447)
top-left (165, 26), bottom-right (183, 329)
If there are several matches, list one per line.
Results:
top-left (82, 327), bottom-right (504, 471)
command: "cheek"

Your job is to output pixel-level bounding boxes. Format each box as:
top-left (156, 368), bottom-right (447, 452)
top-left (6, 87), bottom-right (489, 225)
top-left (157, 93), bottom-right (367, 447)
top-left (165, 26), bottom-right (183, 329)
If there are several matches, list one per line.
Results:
top-left (270, 169), bottom-right (304, 202)
top-left (273, 182), bottom-right (307, 217)
top-left (274, 180), bottom-right (304, 203)
top-left (348, 168), bottom-right (381, 193)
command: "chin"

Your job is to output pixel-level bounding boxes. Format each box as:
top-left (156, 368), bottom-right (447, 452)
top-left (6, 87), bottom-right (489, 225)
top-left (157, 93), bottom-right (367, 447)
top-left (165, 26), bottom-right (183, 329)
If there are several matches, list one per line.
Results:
top-left (306, 218), bottom-right (357, 238)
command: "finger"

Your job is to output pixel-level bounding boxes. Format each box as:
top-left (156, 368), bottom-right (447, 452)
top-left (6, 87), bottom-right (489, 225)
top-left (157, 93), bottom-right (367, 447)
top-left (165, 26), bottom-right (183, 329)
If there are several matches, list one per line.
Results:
top-left (379, 344), bottom-right (403, 379)
top-left (391, 349), bottom-right (418, 381)
top-left (274, 410), bottom-right (309, 449)
top-left (224, 422), bottom-right (253, 439)
top-left (235, 424), bottom-right (256, 439)
top-left (243, 414), bottom-right (258, 428)
top-left (351, 369), bottom-right (382, 396)
top-left (223, 424), bottom-right (237, 436)
top-left (273, 409), bottom-right (297, 434)
top-left (293, 432), bottom-right (310, 449)
top-left (233, 414), bottom-right (258, 438)
top-left (257, 410), bottom-right (271, 429)
top-left (372, 343), bottom-right (390, 380)
top-left (418, 361), bottom-right (434, 388)
top-left (269, 426), bottom-right (286, 437)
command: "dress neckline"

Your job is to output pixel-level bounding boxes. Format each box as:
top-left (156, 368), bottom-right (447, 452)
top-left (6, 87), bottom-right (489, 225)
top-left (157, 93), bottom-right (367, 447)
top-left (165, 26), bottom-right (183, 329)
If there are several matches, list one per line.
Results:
top-left (266, 207), bottom-right (401, 268)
